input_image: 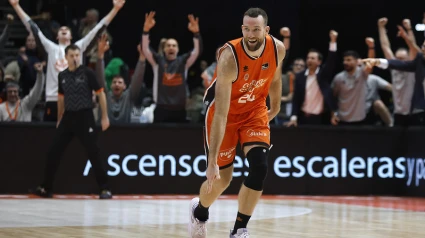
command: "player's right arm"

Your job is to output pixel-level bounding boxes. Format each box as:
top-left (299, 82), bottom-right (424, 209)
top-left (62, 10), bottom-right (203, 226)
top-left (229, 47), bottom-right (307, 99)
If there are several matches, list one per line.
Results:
top-left (208, 47), bottom-right (236, 165)
top-left (205, 47), bottom-right (237, 193)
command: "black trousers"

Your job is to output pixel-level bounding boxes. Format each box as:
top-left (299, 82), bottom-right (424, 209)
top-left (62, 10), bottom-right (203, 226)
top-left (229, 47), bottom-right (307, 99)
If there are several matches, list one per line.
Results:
top-left (154, 105), bottom-right (187, 123)
top-left (42, 109), bottom-right (109, 191)
top-left (298, 111), bottom-right (330, 125)
top-left (338, 120), bottom-right (366, 126)
top-left (44, 101), bottom-right (58, 122)
top-left (394, 112), bottom-right (425, 127)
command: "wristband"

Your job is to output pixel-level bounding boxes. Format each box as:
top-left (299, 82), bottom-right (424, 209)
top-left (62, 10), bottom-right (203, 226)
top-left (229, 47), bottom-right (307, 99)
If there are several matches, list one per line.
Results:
top-left (193, 32), bottom-right (200, 38)
top-left (142, 31), bottom-right (149, 35)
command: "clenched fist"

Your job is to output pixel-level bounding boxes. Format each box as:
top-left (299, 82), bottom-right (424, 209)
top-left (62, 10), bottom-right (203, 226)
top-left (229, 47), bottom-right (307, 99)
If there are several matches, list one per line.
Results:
top-left (378, 17), bottom-right (388, 27)
top-left (280, 27), bottom-right (290, 37)
top-left (330, 30), bottom-right (338, 42)
top-left (34, 62), bottom-right (44, 72)
top-left (8, 0), bottom-right (19, 7)
top-left (6, 14), bottom-right (14, 23)
top-left (365, 37), bottom-right (374, 48)
top-left (402, 19), bottom-right (411, 30)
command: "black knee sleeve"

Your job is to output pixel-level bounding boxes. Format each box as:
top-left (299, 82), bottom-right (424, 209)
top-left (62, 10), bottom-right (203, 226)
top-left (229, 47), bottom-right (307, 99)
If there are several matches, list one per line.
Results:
top-left (243, 147), bottom-right (269, 191)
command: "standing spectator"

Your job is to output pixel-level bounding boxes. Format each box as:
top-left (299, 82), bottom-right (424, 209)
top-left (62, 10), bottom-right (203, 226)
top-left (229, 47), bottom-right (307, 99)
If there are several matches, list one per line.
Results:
top-left (142, 11), bottom-right (202, 123)
top-left (275, 27), bottom-right (301, 125)
top-left (362, 39), bottom-right (425, 126)
top-left (96, 34), bottom-right (146, 124)
top-left (287, 30), bottom-right (339, 126)
top-left (377, 18), bottom-right (420, 126)
top-left (332, 51), bottom-right (373, 125)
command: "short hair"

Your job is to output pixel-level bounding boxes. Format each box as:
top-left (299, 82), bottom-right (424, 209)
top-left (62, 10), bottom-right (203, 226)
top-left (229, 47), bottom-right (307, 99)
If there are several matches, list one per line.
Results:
top-left (112, 74), bottom-right (125, 80)
top-left (293, 57), bottom-right (305, 63)
top-left (307, 49), bottom-right (323, 61)
top-left (57, 26), bottom-right (72, 37)
top-left (64, 44), bottom-right (81, 55)
top-left (243, 8), bottom-right (268, 26)
top-left (343, 50), bottom-right (360, 59)
top-left (6, 81), bottom-right (19, 90)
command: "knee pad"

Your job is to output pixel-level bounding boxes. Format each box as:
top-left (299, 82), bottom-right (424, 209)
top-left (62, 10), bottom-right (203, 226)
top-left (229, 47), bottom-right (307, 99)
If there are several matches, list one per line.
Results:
top-left (243, 147), bottom-right (269, 191)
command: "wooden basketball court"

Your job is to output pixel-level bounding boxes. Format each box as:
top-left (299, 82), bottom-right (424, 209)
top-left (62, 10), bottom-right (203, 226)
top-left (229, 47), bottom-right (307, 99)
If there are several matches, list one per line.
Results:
top-left (0, 195), bottom-right (424, 237)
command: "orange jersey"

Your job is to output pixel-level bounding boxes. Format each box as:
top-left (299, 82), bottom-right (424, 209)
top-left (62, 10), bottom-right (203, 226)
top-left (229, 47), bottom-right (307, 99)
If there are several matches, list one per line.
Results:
top-left (204, 34), bottom-right (279, 114)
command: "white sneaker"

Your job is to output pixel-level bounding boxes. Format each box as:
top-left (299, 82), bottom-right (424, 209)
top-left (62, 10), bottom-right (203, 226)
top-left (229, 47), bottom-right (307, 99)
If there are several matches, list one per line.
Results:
top-left (188, 197), bottom-right (207, 238)
top-left (229, 228), bottom-right (250, 238)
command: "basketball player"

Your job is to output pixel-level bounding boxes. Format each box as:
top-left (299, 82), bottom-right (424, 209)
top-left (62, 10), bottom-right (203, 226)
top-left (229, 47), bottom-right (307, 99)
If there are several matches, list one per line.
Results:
top-left (189, 8), bottom-right (286, 238)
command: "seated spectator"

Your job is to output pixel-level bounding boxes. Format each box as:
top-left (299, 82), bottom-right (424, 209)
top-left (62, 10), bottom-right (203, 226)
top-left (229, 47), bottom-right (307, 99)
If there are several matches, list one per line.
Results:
top-left (0, 63), bottom-right (45, 122)
top-left (364, 74), bottom-right (393, 126)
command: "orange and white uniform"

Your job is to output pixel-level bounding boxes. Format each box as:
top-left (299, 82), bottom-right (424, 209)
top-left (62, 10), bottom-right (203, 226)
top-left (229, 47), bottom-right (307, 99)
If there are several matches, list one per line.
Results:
top-left (203, 34), bottom-right (279, 169)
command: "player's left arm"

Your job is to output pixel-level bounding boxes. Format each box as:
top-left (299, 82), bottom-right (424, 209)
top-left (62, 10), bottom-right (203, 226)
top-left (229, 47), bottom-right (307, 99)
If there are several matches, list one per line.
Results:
top-left (268, 39), bottom-right (286, 121)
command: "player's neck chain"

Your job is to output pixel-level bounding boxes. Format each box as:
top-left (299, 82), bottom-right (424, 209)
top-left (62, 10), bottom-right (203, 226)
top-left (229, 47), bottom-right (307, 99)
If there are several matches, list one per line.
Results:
top-left (5, 100), bottom-right (20, 121)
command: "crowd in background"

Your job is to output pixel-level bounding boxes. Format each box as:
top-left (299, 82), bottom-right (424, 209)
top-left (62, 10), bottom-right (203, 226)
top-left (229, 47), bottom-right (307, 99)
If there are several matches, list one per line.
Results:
top-left (1, 0), bottom-right (425, 127)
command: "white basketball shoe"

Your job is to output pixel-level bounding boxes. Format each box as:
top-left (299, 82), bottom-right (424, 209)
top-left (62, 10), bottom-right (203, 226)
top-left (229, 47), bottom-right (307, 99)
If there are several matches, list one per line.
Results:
top-left (188, 197), bottom-right (207, 238)
top-left (229, 228), bottom-right (250, 238)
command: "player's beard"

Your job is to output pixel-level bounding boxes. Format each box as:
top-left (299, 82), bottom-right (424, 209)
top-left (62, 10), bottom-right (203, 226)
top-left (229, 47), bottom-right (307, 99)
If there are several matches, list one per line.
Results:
top-left (244, 38), bottom-right (263, 52)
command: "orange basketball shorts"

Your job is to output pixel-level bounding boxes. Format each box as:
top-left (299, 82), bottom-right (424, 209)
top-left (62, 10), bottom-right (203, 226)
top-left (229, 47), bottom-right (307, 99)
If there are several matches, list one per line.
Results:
top-left (204, 106), bottom-right (270, 169)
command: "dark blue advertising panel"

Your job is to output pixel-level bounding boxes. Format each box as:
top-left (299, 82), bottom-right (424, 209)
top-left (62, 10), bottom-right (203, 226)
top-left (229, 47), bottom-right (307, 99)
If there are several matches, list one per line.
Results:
top-left (0, 124), bottom-right (424, 197)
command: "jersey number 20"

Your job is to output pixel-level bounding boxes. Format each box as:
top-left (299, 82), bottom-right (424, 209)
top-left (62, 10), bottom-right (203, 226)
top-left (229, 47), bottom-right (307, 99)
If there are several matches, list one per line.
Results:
top-left (238, 94), bottom-right (256, 103)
